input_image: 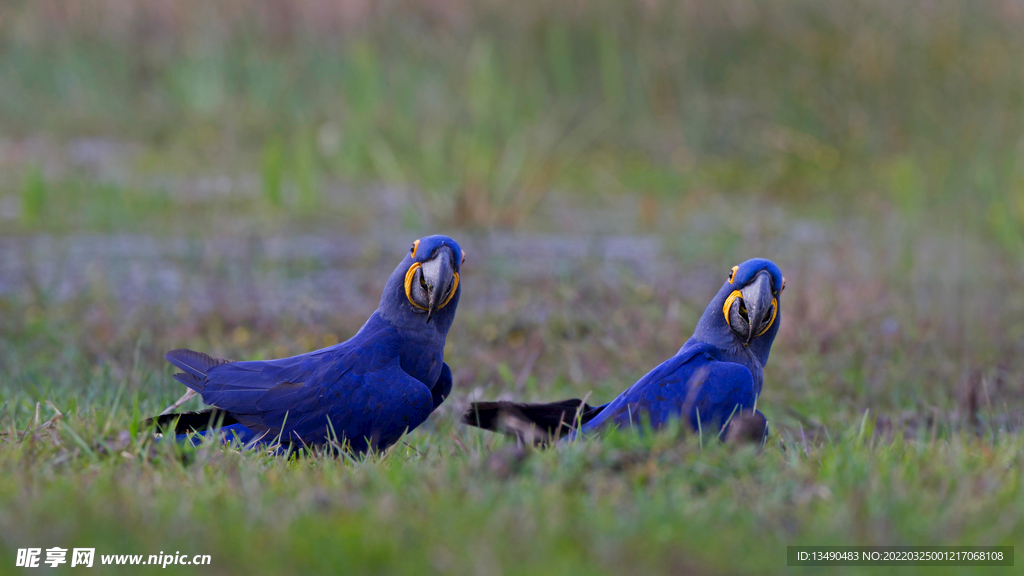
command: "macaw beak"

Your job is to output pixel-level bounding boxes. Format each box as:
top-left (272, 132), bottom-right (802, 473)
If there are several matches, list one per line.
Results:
top-left (420, 246), bottom-right (456, 323)
top-left (740, 270), bottom-right (774, 344)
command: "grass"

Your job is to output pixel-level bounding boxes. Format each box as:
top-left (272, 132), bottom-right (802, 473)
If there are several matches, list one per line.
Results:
top-left (1, 387), bottom-right (1022, 575)
top-left (2, 0), bottom-right (1024, 573)
top-left (3, 206), bottom-right (1024, 574)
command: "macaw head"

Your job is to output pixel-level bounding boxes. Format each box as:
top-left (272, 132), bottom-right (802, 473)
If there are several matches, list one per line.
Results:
top-left (691, 258), bottom-right (784, 366)
top-left (380, 235), bottom-right (465, 333)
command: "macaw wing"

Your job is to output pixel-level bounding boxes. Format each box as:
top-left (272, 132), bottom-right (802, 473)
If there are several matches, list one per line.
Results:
top-left (311, 359), bottom-right (435, 451)
top-left (194, 345), bottom-right (346, 411)
top-left (200, 354), bottom-right (432, 451)
top-left (589, 352), bottom-right (757, 433)
top-left (681, 360), bottom-right (758, 430)
top-left (430, 362), bottom-right (453, 412)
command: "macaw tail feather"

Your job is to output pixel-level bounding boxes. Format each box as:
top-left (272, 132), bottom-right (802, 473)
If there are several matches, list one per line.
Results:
top-left (461, 399), bottom-right (601, 444)
top-left (146, 408), bottom-right (241, 434)
top-left (164, 349), bottom-right (233, 393)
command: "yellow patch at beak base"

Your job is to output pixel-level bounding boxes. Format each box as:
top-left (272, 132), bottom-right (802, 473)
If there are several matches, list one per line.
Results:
top-left (404, 262), bottom-right (460, 311)
top-left (722, 290), bottom-right (743, 327)
top-left (440, 272), bottom-right (459, 308)
top-left (756, 298), bottom-right (778, 337)
top-left (405, 263), bottom-right (426, 310)
top-left (722, 290), bottom-right (778, 337)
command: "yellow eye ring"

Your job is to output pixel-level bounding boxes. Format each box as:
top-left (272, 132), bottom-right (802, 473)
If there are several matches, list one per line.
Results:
top-left (410, 239), bottom-right (421, 259)
top-left (728, 266), bottom-right (738, 284)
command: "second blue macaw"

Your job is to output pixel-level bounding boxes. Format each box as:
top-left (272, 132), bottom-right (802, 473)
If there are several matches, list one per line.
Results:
top-left (152, 235), bottom-right (466, 453)
top-left (463, 258), bottom-right (784, 443)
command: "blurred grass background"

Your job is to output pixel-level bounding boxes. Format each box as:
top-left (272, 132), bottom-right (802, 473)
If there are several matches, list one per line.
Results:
top-left (2, 1), bottom-right (1024, 574)
top-left (2, 0), bottom-right (1024, 238)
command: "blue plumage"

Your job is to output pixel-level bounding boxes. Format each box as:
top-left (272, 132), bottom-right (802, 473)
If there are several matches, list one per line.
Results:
top-left (464, 258), bottom-right (784, 443)
top-left (155, 235), bottom-right (466, 453)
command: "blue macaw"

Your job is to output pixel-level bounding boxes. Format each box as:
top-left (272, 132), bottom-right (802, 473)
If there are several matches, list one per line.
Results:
top-left (463, 258), bottom-right (784, 443)
top-left (151, 235), bottom-right (466, 453)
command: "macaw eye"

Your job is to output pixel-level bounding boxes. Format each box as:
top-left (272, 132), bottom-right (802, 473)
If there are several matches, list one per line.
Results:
top-left (410, 239), bottom-right (421, 258)
top-left (728, 266), bottom-right (738, 284)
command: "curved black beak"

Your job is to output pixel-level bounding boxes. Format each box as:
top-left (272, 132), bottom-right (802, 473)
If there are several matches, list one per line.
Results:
top-left (740, 270), bottom-right (774, 344)
top-left (420, 246), bottom-right (456, 323)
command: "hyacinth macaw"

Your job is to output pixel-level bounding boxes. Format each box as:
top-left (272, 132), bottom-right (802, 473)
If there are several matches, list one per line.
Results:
top-left (463, 258), bottom-right (784, 443)
top-left (151, 235), bottom-right (465, 453)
